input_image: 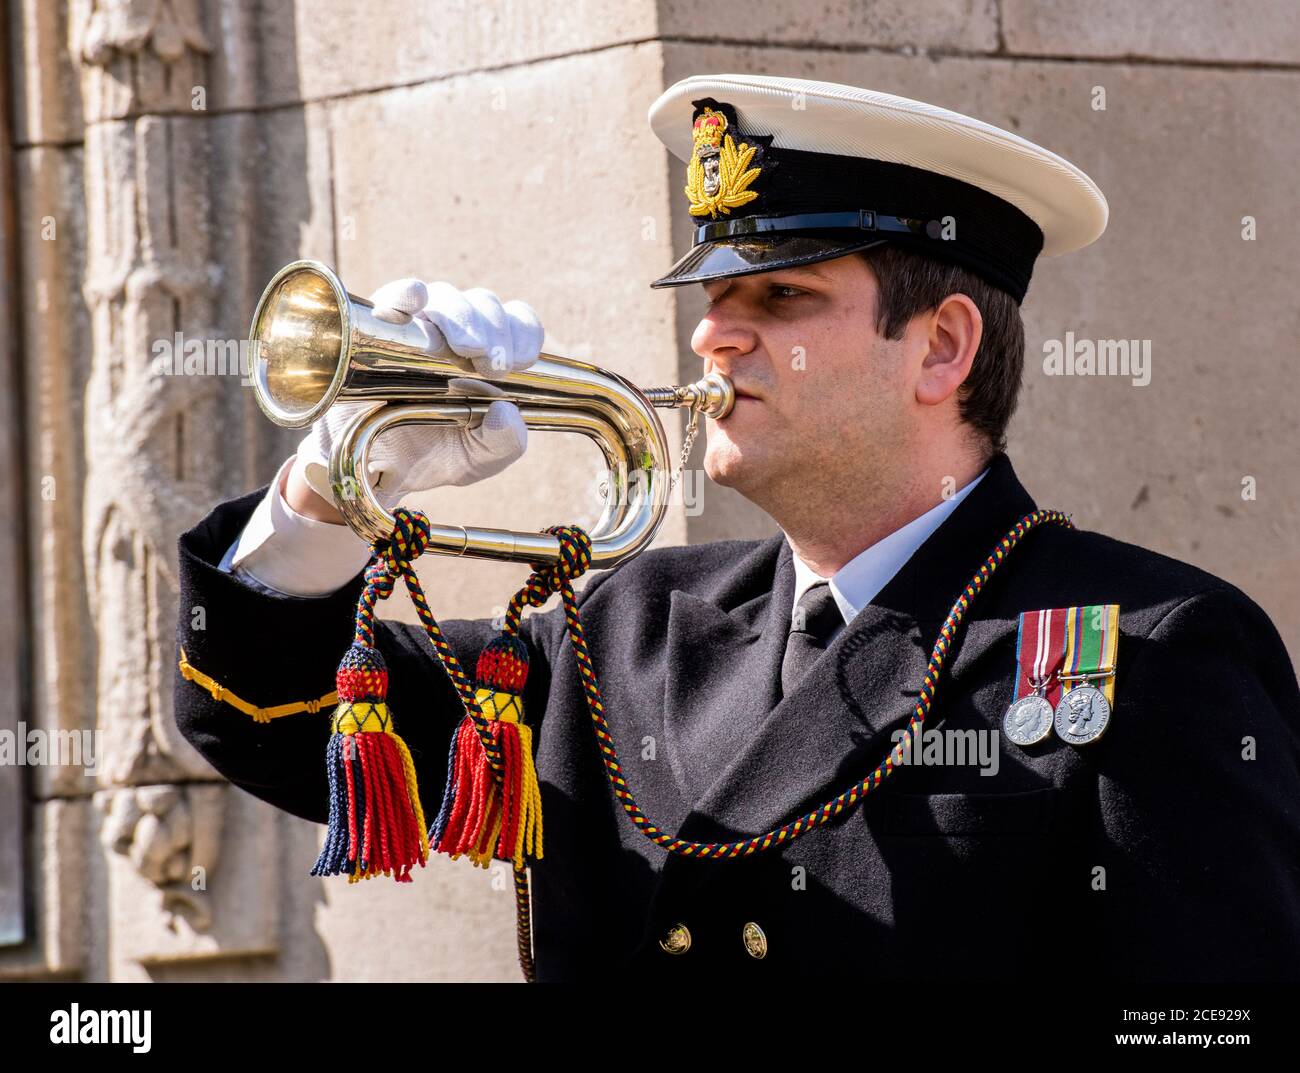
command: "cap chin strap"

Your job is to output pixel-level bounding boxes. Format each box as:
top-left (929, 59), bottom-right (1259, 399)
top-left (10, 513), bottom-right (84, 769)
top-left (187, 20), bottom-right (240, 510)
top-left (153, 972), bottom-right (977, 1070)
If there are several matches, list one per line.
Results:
top-left (694, 209), bottom-right (937, 244)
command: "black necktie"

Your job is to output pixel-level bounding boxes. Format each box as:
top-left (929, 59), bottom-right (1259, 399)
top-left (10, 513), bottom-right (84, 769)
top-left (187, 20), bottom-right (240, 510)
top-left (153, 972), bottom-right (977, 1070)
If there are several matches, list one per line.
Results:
top-left (781, 581), bottom-right (842, 699)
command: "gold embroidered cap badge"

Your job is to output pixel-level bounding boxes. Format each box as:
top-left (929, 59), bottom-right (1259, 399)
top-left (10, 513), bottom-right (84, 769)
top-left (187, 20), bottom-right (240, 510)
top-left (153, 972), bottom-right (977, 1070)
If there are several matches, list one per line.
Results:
top-left (685, 104), bottom-right (764, 219)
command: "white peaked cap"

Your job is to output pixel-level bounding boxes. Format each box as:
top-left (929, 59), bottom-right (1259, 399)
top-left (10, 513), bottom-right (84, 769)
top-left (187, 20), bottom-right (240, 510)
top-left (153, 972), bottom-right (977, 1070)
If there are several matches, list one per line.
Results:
top-left (646, 73), bottom-right (1108, 300)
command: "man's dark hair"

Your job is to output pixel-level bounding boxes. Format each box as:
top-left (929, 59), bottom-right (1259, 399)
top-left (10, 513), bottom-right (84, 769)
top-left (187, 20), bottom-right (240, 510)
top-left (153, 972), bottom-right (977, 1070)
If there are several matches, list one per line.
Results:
top-left (858, 245), bottom-right (1025, 456)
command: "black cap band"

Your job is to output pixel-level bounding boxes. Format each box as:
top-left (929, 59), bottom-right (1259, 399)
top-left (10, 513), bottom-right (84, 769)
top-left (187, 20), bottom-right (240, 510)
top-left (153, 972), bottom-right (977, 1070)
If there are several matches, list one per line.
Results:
top-left (695, 210), bottom-right (932, 243)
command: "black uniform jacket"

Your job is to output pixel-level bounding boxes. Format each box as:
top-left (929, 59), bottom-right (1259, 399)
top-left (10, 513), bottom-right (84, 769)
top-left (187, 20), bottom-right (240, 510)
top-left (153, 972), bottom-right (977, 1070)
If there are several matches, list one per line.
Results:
top-left (173, 451), bottom-right (1300, 981)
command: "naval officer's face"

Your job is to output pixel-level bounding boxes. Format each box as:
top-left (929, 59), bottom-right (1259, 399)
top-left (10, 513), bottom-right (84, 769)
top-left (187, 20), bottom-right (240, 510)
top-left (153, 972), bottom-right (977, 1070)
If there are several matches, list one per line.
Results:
top-left (692, 251), bottom-right (915, 504)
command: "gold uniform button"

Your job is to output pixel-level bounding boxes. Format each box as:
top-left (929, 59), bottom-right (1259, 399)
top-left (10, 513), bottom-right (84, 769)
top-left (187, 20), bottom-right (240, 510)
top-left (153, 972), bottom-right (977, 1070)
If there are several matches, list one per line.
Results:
top-left (659, 923), bottom-right (692, 955)
top-left (741, 921), bottom-right (768, 959)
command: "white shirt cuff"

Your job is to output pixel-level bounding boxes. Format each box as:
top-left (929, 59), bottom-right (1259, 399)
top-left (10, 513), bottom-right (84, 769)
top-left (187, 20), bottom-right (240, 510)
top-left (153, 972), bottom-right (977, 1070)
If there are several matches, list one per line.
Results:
top-left (228, 454), bottom-right (374, 597)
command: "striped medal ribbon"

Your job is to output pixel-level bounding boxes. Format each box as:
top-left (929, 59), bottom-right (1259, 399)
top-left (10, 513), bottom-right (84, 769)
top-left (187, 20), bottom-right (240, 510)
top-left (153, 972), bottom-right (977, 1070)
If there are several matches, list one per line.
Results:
top-left (1002, 607), bottom-right (1065, 746)
top-left (1054, 603), bottom-right (1119, 745)
top-left (1003, 604), bottom-right (1119, 747)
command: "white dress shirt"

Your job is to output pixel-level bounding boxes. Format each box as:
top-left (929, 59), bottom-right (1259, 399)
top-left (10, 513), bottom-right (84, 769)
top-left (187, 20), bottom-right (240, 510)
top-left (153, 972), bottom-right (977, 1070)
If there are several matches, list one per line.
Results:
top-left (219, 455), bottom-right (374, 597)
top-left (787, 468), bottom-right (988, 641)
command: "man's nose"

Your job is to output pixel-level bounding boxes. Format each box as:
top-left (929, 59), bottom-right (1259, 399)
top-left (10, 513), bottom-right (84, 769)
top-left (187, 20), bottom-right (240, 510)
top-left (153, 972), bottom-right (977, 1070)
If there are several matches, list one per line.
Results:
top-left (691, 302), bottom-right (757, 364)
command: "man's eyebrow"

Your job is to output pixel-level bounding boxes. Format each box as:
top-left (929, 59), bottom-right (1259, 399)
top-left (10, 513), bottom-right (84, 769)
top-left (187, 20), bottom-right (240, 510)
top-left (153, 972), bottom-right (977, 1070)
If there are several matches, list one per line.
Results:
top-left (784, 263), bottom-right (832, 282)
top-left (701, 264), bottom-right (831, 294)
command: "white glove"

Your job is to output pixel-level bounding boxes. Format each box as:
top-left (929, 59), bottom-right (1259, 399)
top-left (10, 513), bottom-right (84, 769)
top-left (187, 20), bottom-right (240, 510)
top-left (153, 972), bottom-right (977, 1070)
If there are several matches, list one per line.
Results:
top-left (292, 278), bottom-right (544, 510)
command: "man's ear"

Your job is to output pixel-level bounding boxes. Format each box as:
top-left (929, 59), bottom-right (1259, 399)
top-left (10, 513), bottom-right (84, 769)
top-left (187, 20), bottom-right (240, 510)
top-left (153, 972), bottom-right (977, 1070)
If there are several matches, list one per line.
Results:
top-left (915, 293), bottom-right (982, 407)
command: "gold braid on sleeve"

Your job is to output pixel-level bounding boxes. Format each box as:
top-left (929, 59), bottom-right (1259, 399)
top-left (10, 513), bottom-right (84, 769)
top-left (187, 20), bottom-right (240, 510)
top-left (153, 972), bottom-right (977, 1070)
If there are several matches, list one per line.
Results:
top-left (178, 647), bottom-right (339, 724)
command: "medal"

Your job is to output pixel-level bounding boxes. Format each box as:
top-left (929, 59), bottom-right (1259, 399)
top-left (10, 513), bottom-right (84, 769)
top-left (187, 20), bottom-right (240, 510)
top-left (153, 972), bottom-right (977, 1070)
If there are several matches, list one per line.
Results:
top-left (1053, 678), bottom-right (1111, 744)
top-left (1002, 608), bottom-right (1068, 748)
top-left (1003, 603), bottom-right (1122, 749)
top-left (1052, 604), bottom-right (1120, 746)
top-left (1004, 694), bottom-right (1054, 747)
top-left (1003, 674), bottom-right (1054, 746)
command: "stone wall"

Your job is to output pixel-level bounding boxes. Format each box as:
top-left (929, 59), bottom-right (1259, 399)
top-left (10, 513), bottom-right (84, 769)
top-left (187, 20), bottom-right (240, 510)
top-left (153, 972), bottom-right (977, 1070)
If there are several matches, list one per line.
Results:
top-left (0, 0), bottom-right (1295, 982)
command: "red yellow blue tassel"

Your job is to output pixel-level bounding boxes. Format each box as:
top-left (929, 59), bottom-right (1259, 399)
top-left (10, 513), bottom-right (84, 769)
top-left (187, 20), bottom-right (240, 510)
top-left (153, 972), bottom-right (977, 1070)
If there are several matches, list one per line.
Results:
top-left (312, 642), bottom-right (429, 883)
top-left (430, 633), bottom-right (543, 869)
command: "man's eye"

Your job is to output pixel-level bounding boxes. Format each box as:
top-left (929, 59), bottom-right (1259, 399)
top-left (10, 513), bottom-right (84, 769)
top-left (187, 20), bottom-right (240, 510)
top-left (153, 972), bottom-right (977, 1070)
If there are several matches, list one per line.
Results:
top-left (771, 285), bottom-right (805, 300)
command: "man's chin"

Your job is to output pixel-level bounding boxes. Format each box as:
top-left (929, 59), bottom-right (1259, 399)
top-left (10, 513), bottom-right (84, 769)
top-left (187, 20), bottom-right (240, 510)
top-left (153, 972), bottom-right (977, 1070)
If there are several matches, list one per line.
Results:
top-left (703, 442), bottom-right (758, 491)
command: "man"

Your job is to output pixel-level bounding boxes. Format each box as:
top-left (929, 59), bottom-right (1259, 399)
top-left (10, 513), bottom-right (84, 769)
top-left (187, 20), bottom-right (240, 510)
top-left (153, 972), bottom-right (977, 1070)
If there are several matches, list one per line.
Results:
top-left (174, 74), bottom-right (1300, 981)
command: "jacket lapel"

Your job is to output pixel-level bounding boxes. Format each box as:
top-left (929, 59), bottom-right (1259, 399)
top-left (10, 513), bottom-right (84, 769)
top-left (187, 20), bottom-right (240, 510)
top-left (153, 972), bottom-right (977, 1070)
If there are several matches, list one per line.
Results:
top-left (661, 533), bottom-right (792, 805)
top-left (667, 451), bottom-right (1039, 844)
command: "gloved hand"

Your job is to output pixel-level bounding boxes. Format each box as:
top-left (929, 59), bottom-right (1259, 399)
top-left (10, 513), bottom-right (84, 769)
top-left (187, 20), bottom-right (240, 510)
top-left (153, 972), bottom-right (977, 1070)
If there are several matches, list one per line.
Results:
top-left (291, 278), bottom-right (544, 511)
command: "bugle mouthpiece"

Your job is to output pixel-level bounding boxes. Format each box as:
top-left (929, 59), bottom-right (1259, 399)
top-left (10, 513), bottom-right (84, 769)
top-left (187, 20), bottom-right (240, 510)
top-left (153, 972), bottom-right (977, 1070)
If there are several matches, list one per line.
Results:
top-left (644, 372), bottom-right (735, 419)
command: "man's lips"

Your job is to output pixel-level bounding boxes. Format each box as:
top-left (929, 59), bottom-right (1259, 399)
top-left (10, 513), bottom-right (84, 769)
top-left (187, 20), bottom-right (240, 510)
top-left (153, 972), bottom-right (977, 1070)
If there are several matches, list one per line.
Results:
top-left (706, 373), bottom-right (763, 412)
top-left (716, 386), bottom-right (763, 421)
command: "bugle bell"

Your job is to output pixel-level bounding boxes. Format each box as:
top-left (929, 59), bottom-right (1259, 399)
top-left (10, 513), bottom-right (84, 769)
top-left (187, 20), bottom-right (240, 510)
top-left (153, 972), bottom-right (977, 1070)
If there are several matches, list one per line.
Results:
top-left (247, 259), bottom-right (734, 566)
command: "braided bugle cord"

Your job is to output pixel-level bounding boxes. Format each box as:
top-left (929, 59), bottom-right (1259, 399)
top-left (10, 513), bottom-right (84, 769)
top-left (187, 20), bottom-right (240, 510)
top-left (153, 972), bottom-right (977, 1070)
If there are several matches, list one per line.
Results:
top-left (361, 511), bottom-right (506, 777)
top-left (372, 507), bottom-right (1071, 978)
top-left (539, 510), bottom-right (1073, 858)
top-left (366, 511), bottom-right (576, 981)
top-left (513, 866), bottom-right (536, 981)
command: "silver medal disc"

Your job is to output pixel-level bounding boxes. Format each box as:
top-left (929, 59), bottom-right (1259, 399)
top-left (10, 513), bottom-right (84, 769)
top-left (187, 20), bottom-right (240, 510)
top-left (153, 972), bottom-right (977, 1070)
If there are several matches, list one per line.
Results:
top-left (1003, 694), bottom-right (1055, 746)
top-left (1053, 684), bottom-right (1111, 745)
